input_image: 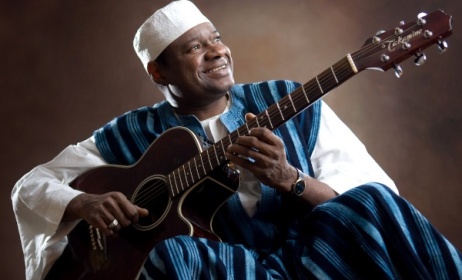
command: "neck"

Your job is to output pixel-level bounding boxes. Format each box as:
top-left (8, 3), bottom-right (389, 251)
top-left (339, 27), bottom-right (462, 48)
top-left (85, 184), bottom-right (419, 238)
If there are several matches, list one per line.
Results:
top-left (173, 93), bottom-right (229, 121)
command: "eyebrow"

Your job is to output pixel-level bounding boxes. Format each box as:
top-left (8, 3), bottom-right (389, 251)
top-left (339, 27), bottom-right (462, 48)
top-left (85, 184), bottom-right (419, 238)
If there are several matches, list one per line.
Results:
top-left (182, 29), bottom-right (220, 46)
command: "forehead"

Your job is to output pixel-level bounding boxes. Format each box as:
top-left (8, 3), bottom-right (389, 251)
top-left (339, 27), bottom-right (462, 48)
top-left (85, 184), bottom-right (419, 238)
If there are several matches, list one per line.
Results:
top-left (168, 22), bottom-right (217, 49)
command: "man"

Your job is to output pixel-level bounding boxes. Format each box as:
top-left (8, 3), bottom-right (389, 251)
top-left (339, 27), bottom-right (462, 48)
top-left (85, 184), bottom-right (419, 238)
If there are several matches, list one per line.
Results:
top-left (12, 1), bottom-right (461, 279)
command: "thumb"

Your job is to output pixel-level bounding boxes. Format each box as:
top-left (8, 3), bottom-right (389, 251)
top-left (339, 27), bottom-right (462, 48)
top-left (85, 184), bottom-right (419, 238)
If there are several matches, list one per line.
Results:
top-left (136, 206), bottom-right (149, 217)
top-left (245, 112), bottom-right (257, 122)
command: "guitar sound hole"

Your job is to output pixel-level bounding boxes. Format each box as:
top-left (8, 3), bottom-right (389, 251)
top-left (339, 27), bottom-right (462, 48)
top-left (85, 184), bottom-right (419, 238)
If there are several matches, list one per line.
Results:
top-left (131, 175), bottom-right (171, 231)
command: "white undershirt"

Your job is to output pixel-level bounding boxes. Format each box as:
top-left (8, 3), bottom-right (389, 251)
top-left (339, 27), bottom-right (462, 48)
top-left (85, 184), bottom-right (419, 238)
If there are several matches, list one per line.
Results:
top-left (201, 114), bottom-right (262, 217)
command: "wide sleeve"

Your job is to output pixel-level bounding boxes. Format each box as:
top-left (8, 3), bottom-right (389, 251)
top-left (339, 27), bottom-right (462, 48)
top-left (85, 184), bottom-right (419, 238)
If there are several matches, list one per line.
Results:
top-left (11, 136), bottom-right (107, 280)
top-left (311, 102), bottom-right (398, 195)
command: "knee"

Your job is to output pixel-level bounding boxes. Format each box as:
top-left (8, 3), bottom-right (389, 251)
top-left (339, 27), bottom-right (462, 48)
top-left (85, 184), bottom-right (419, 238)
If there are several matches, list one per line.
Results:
top-left (312, 182), bottom-right (399, 219)
top-left (346, 182), bottom-right (397, 200)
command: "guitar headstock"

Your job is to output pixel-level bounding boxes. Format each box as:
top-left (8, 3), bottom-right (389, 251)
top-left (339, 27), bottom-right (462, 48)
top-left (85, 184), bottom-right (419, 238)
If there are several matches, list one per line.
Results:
top-left (353, 10), bottom-right (453, 77)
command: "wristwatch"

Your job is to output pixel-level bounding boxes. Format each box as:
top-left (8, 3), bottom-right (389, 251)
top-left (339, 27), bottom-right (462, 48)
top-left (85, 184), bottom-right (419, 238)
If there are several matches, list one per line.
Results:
top-left (291, 168), bottom-right (306, 196)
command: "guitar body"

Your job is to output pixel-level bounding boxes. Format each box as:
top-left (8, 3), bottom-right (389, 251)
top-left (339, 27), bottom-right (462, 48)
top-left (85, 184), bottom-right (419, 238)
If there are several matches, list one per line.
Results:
top-left (45, 127), bottom-right (239, 279)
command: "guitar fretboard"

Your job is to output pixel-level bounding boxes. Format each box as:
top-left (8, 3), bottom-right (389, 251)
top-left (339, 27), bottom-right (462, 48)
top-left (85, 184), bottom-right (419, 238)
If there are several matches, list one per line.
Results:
top-left (167, 55), bottom-right (358, 198)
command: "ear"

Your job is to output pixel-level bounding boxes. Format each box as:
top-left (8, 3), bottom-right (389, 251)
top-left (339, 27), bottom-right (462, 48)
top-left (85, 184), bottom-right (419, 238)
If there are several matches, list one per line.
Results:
top-left (147, 61), bottom-right (168, 85)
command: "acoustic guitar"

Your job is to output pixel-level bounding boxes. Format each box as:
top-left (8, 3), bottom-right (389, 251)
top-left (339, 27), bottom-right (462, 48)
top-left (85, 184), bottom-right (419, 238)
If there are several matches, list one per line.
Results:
top-left (45, 10), bottom-right (453, 279)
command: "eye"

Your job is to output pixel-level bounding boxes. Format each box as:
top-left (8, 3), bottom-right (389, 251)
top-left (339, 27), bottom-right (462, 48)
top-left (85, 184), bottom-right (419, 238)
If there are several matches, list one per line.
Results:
top-left (214, 36), bottom-right (221, 42)
top-left (188, 44), bottom-right (201, 53)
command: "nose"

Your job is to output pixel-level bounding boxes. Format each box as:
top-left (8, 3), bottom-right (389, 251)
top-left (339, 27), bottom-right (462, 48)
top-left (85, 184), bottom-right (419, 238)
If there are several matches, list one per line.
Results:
top-left (205, 43), bottom-right (228, 60)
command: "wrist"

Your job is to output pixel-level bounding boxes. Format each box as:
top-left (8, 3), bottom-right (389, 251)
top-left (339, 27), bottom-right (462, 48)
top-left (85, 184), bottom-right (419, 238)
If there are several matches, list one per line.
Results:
top-left (290, 168), bottom-right (306, 196)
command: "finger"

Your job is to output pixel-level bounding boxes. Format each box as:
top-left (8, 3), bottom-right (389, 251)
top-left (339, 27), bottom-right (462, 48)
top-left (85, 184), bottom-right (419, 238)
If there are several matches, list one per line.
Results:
top-left (116, 200), bottom-right (141, 226)
top-left (248, 127), bottom-right (280, 146)
top-left (93, 215), bottom-right (117, 237)
top-left (106, 217), bottom-right (121, 232)
top-left (227, 139), bottom-right (262, 161)
top-left (245, 112), bottom-right (256, 122)
top-left (136, 206), bottom-right (149, 217)
top-left (225, 150), bottom-right (256, 169)
top-left (118, 201), bottom-right (150, 226)
top-left (225, 144), bottom-right (272, 172)
top-left (101, 193), bottom-right (133, 228)
top-left (232, 135), bottom-right (276, 160)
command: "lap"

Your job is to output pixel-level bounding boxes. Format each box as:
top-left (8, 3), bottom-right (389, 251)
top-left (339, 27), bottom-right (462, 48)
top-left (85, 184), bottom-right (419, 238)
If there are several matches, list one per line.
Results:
top-left (140, 183), bottom-right (462, 280)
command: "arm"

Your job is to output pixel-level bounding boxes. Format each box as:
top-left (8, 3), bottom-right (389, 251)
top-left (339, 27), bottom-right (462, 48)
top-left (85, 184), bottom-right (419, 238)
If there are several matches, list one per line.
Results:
top-left (12, 136), bottom-right (148, 280)
top-left (12, 137), bottom-right (106, 279)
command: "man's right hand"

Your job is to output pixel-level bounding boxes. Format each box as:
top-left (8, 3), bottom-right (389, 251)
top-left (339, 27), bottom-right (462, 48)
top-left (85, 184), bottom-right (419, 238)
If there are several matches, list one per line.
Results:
top-left (63, 192), bottom-right (149, 237)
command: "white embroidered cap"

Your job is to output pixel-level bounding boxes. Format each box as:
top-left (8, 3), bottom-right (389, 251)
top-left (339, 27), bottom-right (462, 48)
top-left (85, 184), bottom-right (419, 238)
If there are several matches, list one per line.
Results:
top-left (133, 0), bottom-right (211, 71)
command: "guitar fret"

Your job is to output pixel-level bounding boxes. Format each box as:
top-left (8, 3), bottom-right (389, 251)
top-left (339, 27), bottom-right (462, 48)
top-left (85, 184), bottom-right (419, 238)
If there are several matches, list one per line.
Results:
top-left (201, 155), bottom-right (207, 174)
top-left (212, 145), bottom-right (220, 164)
top-left (193, 157), bottom-right (201, 178)
top-left (182, 165), bottom-right (189, 186)
top-left (265, 110), bottom-right (274, 129)
top-left (330, 66), bottom-right (339, 84)
top-left (167, 174), bottom-right (174, 196)
top-left (205, 149), bottom-right (213, 171)
top-left (188, 161), bottom-right (195, 182)
top-left (255, 115), bottom-right (260, 127)
top-left (176, 169), bottom-right (183, 191)
top-left (220, 139), bottom-right (227, 160)
top-left (301, 85), bottom-right (310, 103)
top-left (168, 175), bottom-right (173, 197)
top-left (172, 172), bottom-right (179, 195)
top-left (315, 76), bottom-right (324, 94)
top-left (276, 101), bottom-right (285, 121)
top-left (245, 122), bottom-right (250, 134)
top-left (204, 151), bottom-right (212, 171)
top-left (288, 94), bottom-right (297, 113)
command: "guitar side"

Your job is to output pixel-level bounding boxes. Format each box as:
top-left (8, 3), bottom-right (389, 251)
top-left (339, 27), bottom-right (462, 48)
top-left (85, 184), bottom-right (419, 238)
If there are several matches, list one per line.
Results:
top-left (45, 127), bottom-right (239, 279)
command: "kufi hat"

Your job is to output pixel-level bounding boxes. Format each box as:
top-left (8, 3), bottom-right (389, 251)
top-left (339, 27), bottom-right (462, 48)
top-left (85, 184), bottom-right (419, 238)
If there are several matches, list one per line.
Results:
top-left (133, 0), bottom-right (211, 71)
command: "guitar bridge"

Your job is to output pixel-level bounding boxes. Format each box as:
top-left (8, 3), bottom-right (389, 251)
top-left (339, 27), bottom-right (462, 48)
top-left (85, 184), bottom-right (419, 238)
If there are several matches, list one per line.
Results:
top-left (88, 225), bottom-right (107, 272)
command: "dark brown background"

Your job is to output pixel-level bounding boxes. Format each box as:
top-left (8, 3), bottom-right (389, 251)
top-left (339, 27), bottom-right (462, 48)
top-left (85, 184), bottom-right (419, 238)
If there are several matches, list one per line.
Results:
top-left (2, 0), bottom-right (461, 279)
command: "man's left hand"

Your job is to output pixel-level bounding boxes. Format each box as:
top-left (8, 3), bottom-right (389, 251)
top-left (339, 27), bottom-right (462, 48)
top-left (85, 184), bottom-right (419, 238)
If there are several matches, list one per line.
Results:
top-left (225, 113), bottom-right (297, 193)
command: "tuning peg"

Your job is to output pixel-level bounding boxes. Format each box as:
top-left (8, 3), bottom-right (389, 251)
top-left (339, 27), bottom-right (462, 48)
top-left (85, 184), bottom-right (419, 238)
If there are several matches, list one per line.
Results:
top-left (437, 40), bottom-right (448, 54)
top-left (417, 12), bottom-right (427, 19)
top-left (393, 64), bottom-right (403, 78)
top-left (417, 12), bottom-right (427, 26)
top-left (414, 53), bottom-right (427, 66)
top-left (375, 30), bottom-right (385, 36)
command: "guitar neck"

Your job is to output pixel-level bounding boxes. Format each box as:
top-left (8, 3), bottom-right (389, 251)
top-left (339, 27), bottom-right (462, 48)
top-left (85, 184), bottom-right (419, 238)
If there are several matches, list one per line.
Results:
top-left (167, 55), bottom-right (358, 198)
top-left (244, 55), bottom-right (358, 133)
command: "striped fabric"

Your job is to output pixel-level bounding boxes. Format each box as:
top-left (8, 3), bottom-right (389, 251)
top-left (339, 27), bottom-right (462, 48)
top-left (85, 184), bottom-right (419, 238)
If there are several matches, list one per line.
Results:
top-left (93, 80), bottom-right (322, 254)
top-left (93, 80), bottom-right (320, 171)
top-left (139, 183), bottom-right (462, 280)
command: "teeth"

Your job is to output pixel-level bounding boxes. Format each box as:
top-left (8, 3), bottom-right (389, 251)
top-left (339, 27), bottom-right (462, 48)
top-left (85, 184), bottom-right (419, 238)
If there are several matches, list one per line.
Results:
top-left (206, 65), bottom-right (226, 73)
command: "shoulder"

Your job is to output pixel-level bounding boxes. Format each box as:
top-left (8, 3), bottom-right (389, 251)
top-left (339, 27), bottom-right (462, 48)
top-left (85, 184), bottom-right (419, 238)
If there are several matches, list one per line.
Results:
top-left (232, 80), bottom-right (301, 97)
top-left (230, 80), bottom-right (302, 110)
top-left (93, 100), bottom-right (170, 164)
top-left (96, 100), bottom-right (169, 133)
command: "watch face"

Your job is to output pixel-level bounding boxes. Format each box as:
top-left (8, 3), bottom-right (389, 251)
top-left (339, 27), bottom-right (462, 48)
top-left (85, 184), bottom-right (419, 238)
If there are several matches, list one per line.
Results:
top-left (294, 181), bottom-right (305, 195)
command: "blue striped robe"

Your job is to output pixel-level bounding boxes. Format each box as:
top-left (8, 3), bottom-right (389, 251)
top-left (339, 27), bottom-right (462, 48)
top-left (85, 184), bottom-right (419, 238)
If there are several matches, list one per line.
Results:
top-left (93, 80), bottom-right (462, 279)
top-left (139, 184), bottom-right (462, 279)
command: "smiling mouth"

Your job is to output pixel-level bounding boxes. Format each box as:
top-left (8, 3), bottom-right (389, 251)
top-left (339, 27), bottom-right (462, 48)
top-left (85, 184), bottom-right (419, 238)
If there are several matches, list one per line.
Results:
top-left (205, 64), bottom-right (227, 73)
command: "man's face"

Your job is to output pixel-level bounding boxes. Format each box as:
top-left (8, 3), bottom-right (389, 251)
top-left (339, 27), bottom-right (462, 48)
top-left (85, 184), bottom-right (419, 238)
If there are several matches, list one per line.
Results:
top-left (159, 22), bottom-right (235, 105)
